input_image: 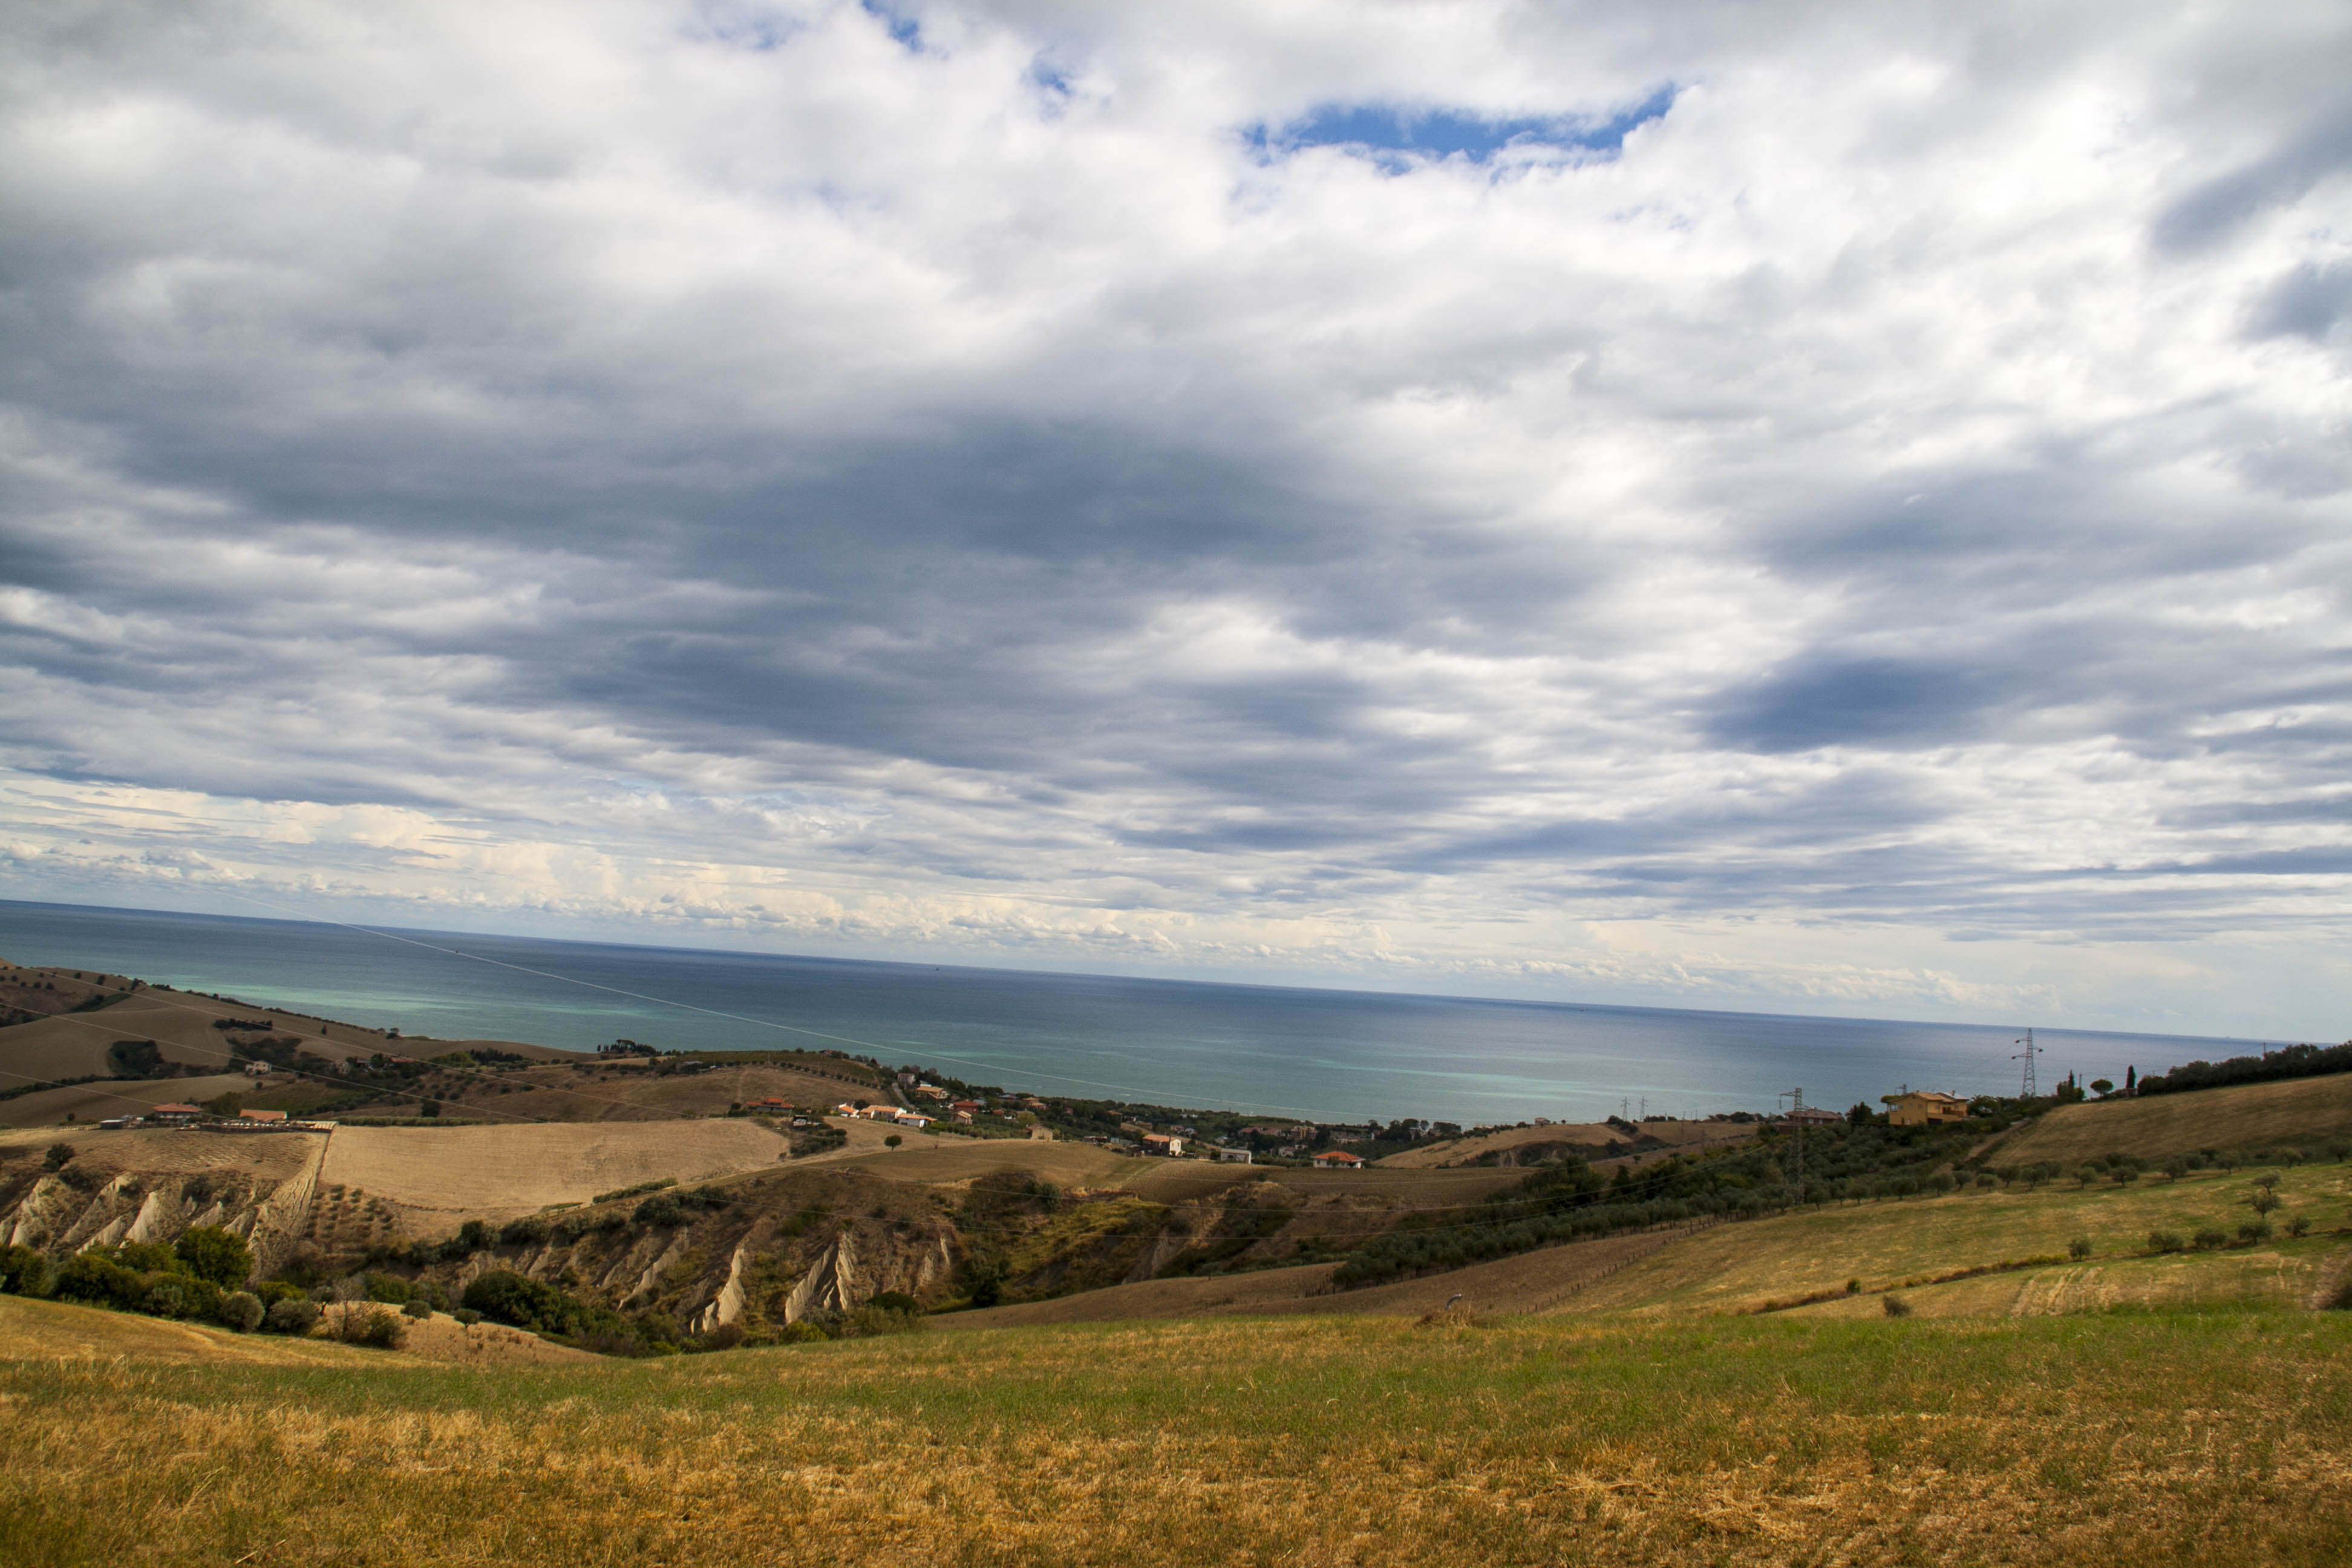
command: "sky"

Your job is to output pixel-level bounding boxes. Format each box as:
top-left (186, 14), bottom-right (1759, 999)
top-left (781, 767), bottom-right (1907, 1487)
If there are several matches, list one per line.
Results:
top-left (1, 0), bottom-right (2348, 1040)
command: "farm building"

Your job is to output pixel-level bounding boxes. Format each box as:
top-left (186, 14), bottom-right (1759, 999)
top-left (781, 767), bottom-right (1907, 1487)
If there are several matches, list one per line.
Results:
top-left (1214, 1146), bottom-right (1252, 1163)
top-left (1312, 1149), bottom-right (1365, 1168)
top-left (1887, 1090), bottom-right (1970, 1126)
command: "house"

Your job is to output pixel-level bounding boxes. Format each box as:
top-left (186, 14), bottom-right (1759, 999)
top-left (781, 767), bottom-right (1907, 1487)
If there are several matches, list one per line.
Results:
top-left (1026, 1125), bottom-right (1054, 1141)
top-left (950, 1100), bottom-right (982, 1114)
top-left (236, 1108), bottom-right (287, 1123)
top-left (892, 1112), bottom-right (931, 1130)
top-left (1142, 1133), bottom-right (1183, 1156)
top-left (241, 1060), bottom-right (271, 1078)
top-left (1777, 1106), bottom-right (1844, 1131)
top-left (1214, 1146), bottom-right (1252, 1164)
top-left (151, 1103), bottom-right (202, 1125)
top-left (1887, 1090), bottom-right (1970, 1127)
top-left (1312, 1149), bottom-right (1365, 1169)
top-left (914, 1083), bottom-right (950, 1100)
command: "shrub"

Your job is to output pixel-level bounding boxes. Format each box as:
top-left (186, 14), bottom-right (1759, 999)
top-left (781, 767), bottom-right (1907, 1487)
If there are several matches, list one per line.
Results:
top-left (2068, 1237), bottom-right (2093, 1260)
top-left (57, 1165), bottom-right (105, 1192)
top-left (364, 1272), bottom-right (413, 1304)
top-left (0, 1243), bottom-right (48, 1295)
top-left (1882, 1294), bottom-right (1912, 1318)
top-left (1844, 1278), bottom-right (1861, 1295)
top-left (53, 1253), bottom-right (145, 1310)
top-left (2238, 1220), bottom-right (2274, 1244)
top-left (498, 1216), bottom-right (550, 1247)
top-left (867, 1290), bottom-right (923, 1315)
top-left (42, 1143), bottom-right (75, 1171)
top-left (2163, 1157), bottom-right (2189, 1182)
top-left (2286, 1215), bottom-right (2311, 1238)
top-left (264, 1298), bottom-right (322, 1334)
top-left (218, 1291), bottom-right (265, 1333)
top-left (633, 1195), bottom-right (685, 1228)
top-left (2193, 1227), bottom-right (2229, 1252)
top-left (452, 1307), bottom-right (483, 1325)
top-left (336, 1306), bottom-right (407, 1349)
top-left (462, 1270), bottom-right (575, 1334)
top-left (402, 1299), bottom-right (433, 1319)
top-left (2147, 1231), bottom-right (2185, 1254)
top-left (174, 1226), bottom-right (253, 1289)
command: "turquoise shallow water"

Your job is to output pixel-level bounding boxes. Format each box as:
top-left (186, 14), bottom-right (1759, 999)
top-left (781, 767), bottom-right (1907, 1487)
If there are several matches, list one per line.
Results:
top-left (0, 898), bottom-right (2281, 1126)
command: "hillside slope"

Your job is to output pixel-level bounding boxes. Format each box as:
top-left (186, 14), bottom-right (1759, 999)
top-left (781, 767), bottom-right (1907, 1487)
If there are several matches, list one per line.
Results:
top-left (6, 1295), bottom-right (2348, 1567)
top-left (1991, 1073), bottom-right (2352, 1167)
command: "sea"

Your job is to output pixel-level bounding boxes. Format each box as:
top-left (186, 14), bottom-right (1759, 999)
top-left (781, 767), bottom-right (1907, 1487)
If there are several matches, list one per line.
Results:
top-left (0, 898), bottom-right (2290, 1128)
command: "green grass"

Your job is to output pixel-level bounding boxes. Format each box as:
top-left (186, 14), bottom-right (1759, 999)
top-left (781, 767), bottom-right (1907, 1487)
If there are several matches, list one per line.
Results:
top-left (1577, 1161), bottom-right (2352, 1315)
top-left (5, 1293), bottom-right (2352, 1566)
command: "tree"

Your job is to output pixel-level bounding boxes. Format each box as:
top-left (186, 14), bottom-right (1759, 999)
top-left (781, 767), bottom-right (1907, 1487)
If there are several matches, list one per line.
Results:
top-left (462, 1270), bottom-right (575, 1334)
top-left (420, 1100), bottom-right (442, 1118)
top-left (1846, 1102), bottom-right (1875, 1127)
top-left (2068, 1237), bottom-right (2093, 1259)
top-left (2089, 1079), bottom-right (2114, 1097)
top-left (174, 1226), bottom-right (253, 1289)
top-left (2163, 1156), bottom-right (2189, 1183)
top-left (218, 1291), bottom-right (265, 1333)
top-left (42, 1143), bottom-right (74, 1171)
top-left (2249, 1189), bottom-right (2281, 1217)
top-left (884, 1134), bottom-right (903, 1149)
top-left (2125, 1065), bottom-right (2137, 1094)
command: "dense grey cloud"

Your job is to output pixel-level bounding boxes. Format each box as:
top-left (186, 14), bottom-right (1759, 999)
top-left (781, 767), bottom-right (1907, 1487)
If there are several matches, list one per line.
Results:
top-left (1, 0), bottom-right (2348, 1036)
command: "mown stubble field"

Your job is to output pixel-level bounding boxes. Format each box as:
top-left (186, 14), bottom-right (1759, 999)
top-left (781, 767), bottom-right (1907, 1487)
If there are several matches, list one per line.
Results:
top-left (4, 1295), bottom-right (2349, 1567)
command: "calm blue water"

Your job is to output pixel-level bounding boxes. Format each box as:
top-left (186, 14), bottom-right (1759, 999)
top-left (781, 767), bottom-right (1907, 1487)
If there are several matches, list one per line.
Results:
top-left (0, 899), bottom-right (2288, 1126)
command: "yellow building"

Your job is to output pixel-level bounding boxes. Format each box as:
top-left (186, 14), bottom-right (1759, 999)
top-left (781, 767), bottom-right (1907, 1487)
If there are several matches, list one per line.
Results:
top-left (1887, 1090), bottom-right (1970, 1126)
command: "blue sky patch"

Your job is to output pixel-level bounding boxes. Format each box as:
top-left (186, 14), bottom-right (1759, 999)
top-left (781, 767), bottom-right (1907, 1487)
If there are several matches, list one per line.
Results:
top-left (860, 0), bottom-right (921, 52)
top-left (1246, 87), bottom-right (1674, 170)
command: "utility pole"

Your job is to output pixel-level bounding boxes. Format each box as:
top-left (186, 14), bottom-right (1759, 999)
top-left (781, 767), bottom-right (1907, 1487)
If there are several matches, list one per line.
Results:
top-left (1779, 1086), bottom-right (1805, 1186)
top-left (2011, 1029), bottom-right (2040, 1098)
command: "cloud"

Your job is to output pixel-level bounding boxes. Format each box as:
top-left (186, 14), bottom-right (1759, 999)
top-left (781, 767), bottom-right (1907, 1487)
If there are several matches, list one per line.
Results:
top-left (0, 0), bottom-right (2348, 1037)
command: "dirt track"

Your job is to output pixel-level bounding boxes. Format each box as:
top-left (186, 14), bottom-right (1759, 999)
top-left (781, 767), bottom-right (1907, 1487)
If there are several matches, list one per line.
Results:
top-left (935, 1226), bottom-right (1698, 1330)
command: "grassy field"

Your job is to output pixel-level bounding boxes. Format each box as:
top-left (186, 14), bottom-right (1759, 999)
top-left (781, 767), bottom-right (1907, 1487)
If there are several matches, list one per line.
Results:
top-left (1573, 1157), bottom-right (2352, 1315)
top-left (1994, 1074), bottom-right (2352, 1168)
top-left (4, 1291), bottom-right (2350, 1566)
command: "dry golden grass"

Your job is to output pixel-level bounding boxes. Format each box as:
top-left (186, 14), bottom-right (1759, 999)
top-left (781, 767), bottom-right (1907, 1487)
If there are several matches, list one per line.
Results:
top-left (5, 1293), bottom-right (2351, 1566)
top-left (1379, 1119), bottom-right (1749, 1169)
top-left (1994, 1074), bottom-right (2352, 1168)
top-left (1571, 1157), bottom-right (2352, 1316)
top-left (317, 1120), bottom-right (789, 1227)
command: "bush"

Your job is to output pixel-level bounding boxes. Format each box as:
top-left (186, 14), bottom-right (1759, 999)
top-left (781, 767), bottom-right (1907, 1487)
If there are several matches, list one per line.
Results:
top-left (2068, 1237), bottom-right (2093, 1260)
top-left (218, 1291), bottom-right (265, 1333)
top-left (2238, 1220), bottom-right (2274, 1244)
top-left (2286, 1215), bottom-right (2311, 1238)
top-left (633, 1195), bottom-right (685, 1228)
top-left (452, 1307), bottom-right (483, 1325)
top-left (1883, 1294), bottom-right (1912, 1318)
top-left (264, 1298), bottom-right (322, 1335)
top-left (174, 1226), bottom-right (253, 1289)
top-left (364, 1272), bottom-right (413, 1304)
top-left (2192, 1226), bottom-right (2229, 1252)
top-left (462, 1270), bottom-right (575, 1334)
top-left (53, 1253), bottom-right (145, 1310)
top-left (42, 1143), bottom-right (75, 1171)
top-left (335, 1305), bottom-right (407, 1349)
top-left (498, 1216), bottom-right (550, 1247)
top-left (402, 1298), bottom-right (433, 1319)
top-left (0, 1243), bottom-right (49, 1295)
top-left (2147, 1231), bottom-right (2184, 1254)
